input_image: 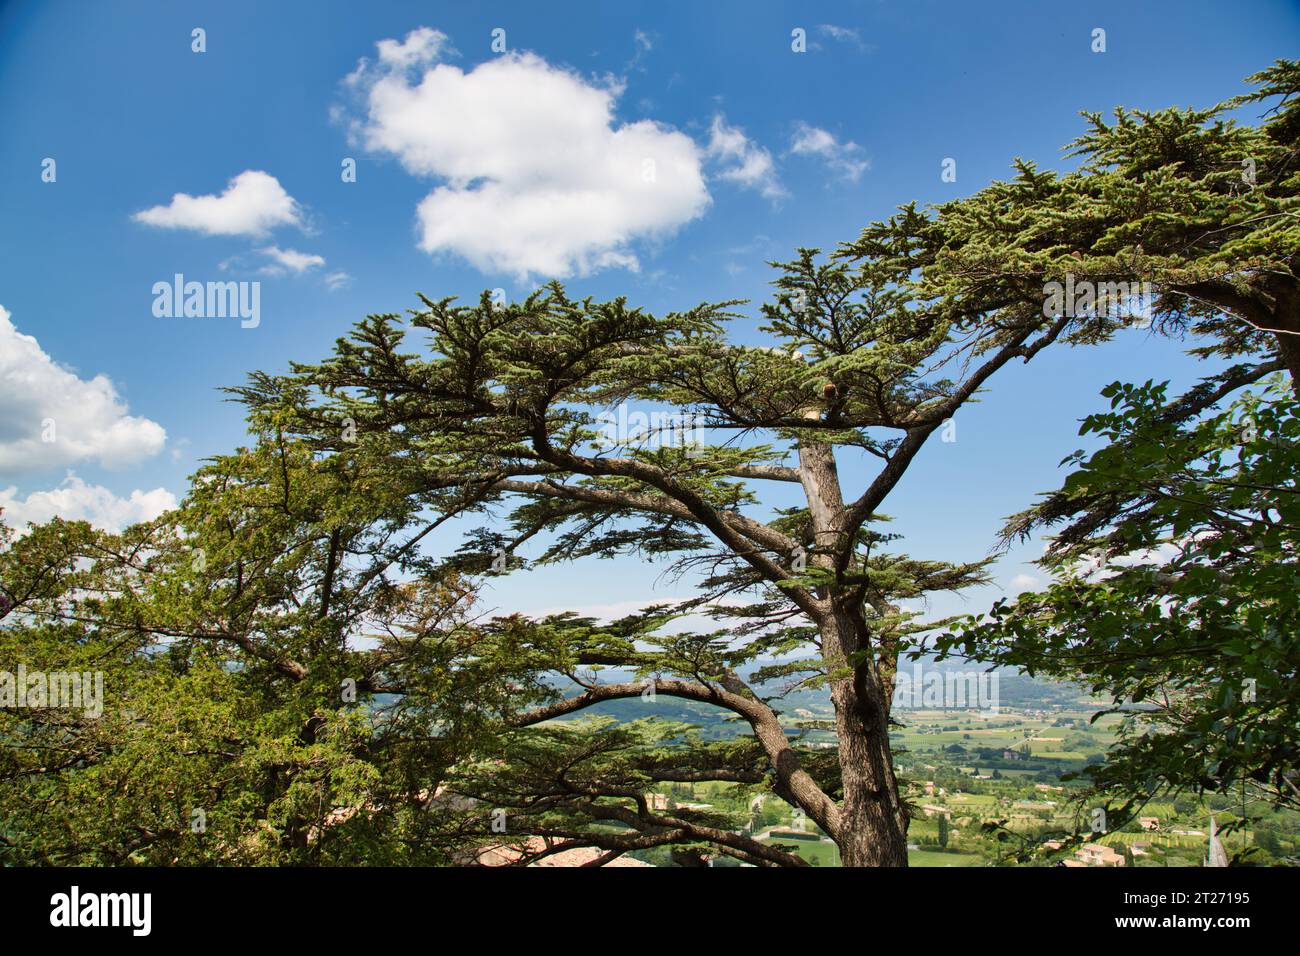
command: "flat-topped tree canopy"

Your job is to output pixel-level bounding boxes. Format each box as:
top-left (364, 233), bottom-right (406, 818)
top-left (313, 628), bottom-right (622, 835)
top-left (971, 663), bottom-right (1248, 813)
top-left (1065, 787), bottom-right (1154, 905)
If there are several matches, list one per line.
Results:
top-left (226, 210), bottom-right (1100, 865)
top-left (848, 59), bottom-right (1300, 385)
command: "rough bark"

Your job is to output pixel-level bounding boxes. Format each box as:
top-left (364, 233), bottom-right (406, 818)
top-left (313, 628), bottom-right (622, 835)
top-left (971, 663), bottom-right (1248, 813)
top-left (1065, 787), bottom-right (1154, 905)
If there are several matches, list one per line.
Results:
top-left (798, 428), bottom-right (909, 866)
top-left (824, 609), bottom-right (909, 866)
top-left (1277, 332), bottom-right (1300, 394)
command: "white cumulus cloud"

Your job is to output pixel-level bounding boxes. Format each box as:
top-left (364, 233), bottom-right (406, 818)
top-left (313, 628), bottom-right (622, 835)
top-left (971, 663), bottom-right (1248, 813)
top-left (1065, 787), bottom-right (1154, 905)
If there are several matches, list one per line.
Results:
top-left (0, 474), bottom-right (176, 533)
top-left (257, 246), bottom-right (326, 275)
top-left (374, 26), bottom-right (453, 71)
top-left (790, 122), bottom-right (869, 182)
top-left (342, 29), bottom-right (710, 278)
top-left (133, 170), bottom-right (303, 237)
top-left (1009, 573), bottom-right (1041, 592)
top-left (0, 306), bottom-right (166, 474)
top-left (705, 115), bottom-right (784, 199)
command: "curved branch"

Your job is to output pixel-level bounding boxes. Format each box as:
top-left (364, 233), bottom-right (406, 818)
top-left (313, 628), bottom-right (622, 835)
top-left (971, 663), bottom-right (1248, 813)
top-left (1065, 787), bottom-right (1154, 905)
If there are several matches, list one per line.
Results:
top-left (509, 678), bottom-right (841, 839)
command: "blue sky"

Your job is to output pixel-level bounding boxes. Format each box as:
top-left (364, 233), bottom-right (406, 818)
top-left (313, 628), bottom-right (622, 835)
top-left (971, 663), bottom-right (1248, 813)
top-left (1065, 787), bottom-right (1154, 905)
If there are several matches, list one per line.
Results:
top-left (1, 0), bottom-right (1296, 622)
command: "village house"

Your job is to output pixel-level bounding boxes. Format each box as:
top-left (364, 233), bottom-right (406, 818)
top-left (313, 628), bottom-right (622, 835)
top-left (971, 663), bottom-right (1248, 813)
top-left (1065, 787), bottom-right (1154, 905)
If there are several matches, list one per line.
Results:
top-left (1076, 843), bottom-right (1126, 867)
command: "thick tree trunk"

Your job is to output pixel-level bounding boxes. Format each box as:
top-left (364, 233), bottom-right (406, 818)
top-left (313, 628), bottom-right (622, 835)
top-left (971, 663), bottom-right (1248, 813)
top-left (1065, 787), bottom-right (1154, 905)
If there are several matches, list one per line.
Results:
top-left (1275, 330), bottom-right (1300, 397)
top-left (1177, 279), bottom-right (1300, 395)
top-left (1272, 283), bottom-right (1300, 396)
top-left (823, 610), bottom-right (910, 867)
top-left (797, 430), bottom-right (909, 866)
